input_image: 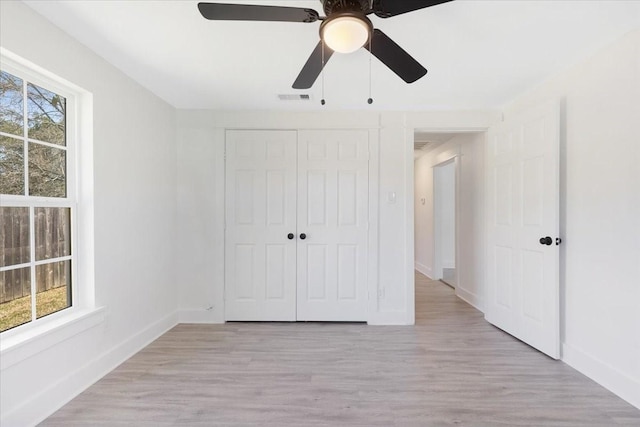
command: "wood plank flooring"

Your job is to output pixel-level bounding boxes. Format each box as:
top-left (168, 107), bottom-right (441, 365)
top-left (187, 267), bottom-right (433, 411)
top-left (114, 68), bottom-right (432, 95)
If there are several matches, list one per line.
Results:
top-left (41, 272), bottom-right (640, 426)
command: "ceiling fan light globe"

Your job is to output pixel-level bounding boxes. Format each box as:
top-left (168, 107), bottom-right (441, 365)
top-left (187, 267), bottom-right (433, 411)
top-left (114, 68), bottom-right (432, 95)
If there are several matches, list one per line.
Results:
top-left (321, 16), bottom-right (370, 54)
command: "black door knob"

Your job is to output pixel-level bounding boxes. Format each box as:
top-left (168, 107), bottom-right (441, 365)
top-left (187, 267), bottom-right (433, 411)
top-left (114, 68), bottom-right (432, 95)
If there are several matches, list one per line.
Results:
top-left (539, 236), bottom-right (552, 246)
top-left (287, 233), bottom-right (294, 240)
top-left (300, 233), bottom-right (306, 240)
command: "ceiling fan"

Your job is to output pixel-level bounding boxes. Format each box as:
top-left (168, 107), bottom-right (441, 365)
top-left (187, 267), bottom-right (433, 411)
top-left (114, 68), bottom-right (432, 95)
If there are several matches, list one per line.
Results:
top-left (198, 0), bottom-right (454, 89)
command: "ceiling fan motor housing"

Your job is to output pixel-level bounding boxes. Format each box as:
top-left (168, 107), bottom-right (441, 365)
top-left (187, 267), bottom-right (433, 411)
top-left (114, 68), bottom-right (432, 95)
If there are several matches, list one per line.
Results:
top-left (322, 0), bottom-right (371, 15)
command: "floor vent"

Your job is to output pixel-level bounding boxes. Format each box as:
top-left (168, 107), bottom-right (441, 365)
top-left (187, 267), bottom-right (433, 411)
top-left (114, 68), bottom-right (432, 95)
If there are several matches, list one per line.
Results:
top-left (278, 94), bottom-right (311, 101)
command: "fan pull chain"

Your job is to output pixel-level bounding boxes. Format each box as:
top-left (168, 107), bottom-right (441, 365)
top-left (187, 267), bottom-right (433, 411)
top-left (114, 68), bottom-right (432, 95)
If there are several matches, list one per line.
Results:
top-left (367, 35), bottom-right (373, 105)
top-left (321, 40), bottom-right (326, 106)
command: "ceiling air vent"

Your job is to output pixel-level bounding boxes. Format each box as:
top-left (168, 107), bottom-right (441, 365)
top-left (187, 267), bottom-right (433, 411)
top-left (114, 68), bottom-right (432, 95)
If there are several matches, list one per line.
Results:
top-left (278, 94), bottom-right (311, 101)
top-left (414, 141), bottom-right (430, 150)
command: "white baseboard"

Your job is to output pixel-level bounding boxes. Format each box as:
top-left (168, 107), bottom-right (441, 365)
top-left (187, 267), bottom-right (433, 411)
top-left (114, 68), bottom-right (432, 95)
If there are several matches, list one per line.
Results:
top-left (414, 261), bottom-right (432, 279)
top-left (179, 308), bottom-right (224, 324)
top-left (562, 343), bottom-right (640, 410)
top-left (2, 311), bottom-right (179, 427)
top-left (456, 287), bottom-right (483, 312)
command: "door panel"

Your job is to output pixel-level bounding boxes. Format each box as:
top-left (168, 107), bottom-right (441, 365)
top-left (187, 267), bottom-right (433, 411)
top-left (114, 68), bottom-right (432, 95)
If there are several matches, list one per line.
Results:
top-left (265, 171), bottom-right (286, 225)
top-left (306, 244), bottom-right (328, 300)
top-left (297, 130), bottom-right (369, 321)
top-left (265, 244), bottom-right (286, 299)
top-left (225, 130), bottom-right (297, 321)
top-left (486, 102), bottom-right (560, 358)
top-left (337, 244), bottom-right (358, 299)
top-left (233, 244), bottom-right (254, 299)
top-left (307, 171), bottom-right (328, 225)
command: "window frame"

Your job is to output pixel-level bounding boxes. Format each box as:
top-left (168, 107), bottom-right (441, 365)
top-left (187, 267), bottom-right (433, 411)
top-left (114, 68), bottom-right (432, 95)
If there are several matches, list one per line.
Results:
top-left (1, 55), bottom-right (81, 337)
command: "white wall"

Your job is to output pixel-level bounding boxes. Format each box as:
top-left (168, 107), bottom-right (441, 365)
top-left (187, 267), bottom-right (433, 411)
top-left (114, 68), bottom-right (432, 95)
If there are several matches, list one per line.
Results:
top-left (414, 133), bottom-right (485, 309)
top-left (504, 29), bottom-right (640, 408)
top-left (414, 150), bottom-right (434, 278)
top-left (176, 111), bottom-right (496, 326)
top-left (0, 2), bottom-right (178, 425)
top-left (176, 126), bottom-right (225, 323)
top-left (435, 161), bottom-right (456, 270)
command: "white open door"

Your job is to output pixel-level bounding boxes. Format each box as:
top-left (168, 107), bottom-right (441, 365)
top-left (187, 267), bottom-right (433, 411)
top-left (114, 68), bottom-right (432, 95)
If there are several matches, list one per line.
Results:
top-left (296, 130), bottom-right (369, 321)
top-left (486, 102), bottom-right (560, 359)
top-left (225, 130), bottom-right (298, 321)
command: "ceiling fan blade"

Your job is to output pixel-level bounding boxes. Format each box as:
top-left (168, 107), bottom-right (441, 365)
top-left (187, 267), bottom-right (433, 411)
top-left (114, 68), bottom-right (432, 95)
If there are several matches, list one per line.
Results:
top-left (365, 29), bottom-right (427, 83)
top-left (293, 41), bottom-right (334, 89)
top-left (372, 0), bottom-right (454, 18)
top-left (198, 3), bottom-right (320, 23)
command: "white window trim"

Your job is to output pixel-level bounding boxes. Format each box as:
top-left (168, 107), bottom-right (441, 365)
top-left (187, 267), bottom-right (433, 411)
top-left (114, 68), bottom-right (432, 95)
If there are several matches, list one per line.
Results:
top-left (0, 48), bottom-right (100, 361)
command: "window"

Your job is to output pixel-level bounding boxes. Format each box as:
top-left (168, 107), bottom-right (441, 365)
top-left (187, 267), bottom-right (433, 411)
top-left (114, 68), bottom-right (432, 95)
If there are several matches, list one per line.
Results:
top-left (0, 65), bottom-right (77, 333)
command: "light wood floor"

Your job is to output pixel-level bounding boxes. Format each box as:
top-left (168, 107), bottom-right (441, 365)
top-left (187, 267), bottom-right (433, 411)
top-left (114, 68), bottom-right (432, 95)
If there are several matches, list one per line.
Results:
top-left (42, 272), bottom-right (640, 426)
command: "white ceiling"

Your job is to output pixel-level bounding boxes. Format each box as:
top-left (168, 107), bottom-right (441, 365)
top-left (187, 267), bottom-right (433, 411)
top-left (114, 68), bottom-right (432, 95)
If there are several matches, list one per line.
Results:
top-left (23, 0), bottom-right (640, 111)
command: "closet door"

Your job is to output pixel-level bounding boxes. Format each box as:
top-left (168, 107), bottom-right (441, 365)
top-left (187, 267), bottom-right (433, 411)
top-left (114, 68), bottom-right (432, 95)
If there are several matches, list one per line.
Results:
top-left (296, 130), bottom-right (370, 321)
top-left (225, 130), bottom-right (297, 321)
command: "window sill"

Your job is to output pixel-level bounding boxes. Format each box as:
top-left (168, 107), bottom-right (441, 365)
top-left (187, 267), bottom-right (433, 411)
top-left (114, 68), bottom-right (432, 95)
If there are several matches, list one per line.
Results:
top-left (0, 307), bottom-right (105, 370)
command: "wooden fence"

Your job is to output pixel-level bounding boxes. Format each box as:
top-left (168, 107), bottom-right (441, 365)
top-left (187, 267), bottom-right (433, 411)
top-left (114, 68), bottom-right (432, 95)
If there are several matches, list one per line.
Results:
top-left (0, 207), bottom-right (70, 304)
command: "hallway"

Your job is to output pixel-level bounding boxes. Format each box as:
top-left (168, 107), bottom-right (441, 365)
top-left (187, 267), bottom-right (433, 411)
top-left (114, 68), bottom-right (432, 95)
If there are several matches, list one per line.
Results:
top-left (41, 273), bottom-right (640, 426)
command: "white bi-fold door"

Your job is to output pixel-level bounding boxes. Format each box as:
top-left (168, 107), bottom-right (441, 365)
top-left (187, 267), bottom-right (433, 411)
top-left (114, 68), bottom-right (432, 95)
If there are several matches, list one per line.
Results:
top-left (225, 130), bottom-right (369, 322)
top-left (485, 102), bottom-right (560, 359)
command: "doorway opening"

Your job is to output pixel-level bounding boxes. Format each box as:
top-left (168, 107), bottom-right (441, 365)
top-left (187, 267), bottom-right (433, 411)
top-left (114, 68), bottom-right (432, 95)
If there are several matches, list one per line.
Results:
top-left (412, 129), bottom-right (486, 315)
top-left (433, 159), bottom-right (457, 288)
